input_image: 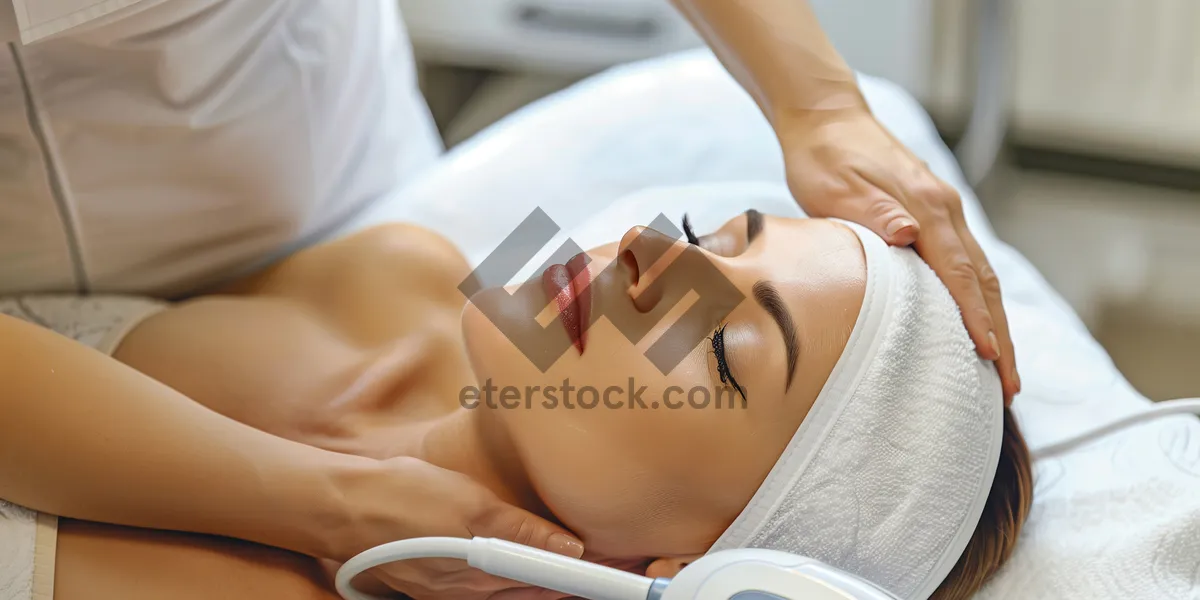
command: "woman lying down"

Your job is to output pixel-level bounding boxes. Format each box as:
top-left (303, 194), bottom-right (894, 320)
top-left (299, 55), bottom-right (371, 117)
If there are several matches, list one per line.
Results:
top-left (13, 211), bottom-right (1031, 600)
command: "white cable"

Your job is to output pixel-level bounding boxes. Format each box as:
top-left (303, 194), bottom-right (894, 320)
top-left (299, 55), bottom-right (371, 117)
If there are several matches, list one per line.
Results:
top-left (1031, 398), bottom-right (1200, 461)
top-left (335, 537), bottom-right (653, 600)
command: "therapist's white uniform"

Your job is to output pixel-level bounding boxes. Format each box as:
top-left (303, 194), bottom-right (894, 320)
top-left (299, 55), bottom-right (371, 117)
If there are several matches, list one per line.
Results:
top-left (0, 2), bottom-right (441, 598)
top-left (0, 0), bottom-right (442, 298)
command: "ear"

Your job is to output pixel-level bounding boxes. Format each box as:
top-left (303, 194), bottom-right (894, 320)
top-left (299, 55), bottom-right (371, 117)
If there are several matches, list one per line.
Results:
top-left (646, 555), bottom-right (704, 579)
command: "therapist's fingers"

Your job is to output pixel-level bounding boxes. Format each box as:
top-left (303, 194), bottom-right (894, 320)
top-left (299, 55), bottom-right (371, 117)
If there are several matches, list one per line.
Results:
top-left (956, 219), bottom-right (1020, 405)
top-left (830, 172), bottom-right (922, 247)
top-left (852, 167), bottom-right (1007, 369)
top-left (468, 497), bottom-right (585, 571)
top-left (910, 203), bottom-right (1001, 364)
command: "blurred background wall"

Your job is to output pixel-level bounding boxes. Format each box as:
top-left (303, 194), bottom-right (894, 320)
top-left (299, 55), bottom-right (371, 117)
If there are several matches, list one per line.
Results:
top-left (397, 0), bottom-right (1200, 401)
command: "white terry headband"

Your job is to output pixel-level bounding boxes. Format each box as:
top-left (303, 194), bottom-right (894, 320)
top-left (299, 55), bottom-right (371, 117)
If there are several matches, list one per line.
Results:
top-left (707, 220), bottom-right (1004, 600)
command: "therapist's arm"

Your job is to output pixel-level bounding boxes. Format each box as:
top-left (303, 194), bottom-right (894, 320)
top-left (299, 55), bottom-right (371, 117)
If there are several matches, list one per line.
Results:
top-left (670, 0), bottom-right (1021, 404)
top-left (668, 0), bottom-right (861, 125)
top-left (0, 314), bottom-right (581, 592)
top-left (0, 313), bottom-right (361, 557)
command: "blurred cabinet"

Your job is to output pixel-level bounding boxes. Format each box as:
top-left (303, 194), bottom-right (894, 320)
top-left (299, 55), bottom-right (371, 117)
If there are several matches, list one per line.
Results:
top-left (926, 0), bottom-right (1200, 168)
top-left (1008, 0), bottom-right (1200, 168)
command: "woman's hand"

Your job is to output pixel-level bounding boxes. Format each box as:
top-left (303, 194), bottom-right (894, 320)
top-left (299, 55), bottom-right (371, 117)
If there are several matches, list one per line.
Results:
top-left (328, 456), bottom-right (583, 599)
top-left (777, 106), bottom-right (1020, 405)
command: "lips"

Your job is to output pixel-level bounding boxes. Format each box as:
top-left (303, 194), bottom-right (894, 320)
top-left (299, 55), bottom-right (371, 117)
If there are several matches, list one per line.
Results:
top-left (542, 253), bottom-right (592, 355)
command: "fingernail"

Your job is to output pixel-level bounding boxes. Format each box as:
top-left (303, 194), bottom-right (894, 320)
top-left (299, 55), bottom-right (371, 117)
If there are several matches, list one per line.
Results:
top-left (1012, 369), bottom-right (1022, 394)
top-left (548, 533), bottom-right (585, 559)
top-left (987, 331), bottom-right (1001, 359)
top-left (886, 218), bottom-right (915, 238)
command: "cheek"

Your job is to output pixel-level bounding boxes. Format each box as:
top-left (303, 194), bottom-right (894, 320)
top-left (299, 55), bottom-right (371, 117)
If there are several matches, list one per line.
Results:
top-left (460, 294), bottom-right (547, 386)
top-left (501, 394), bottom-right (676, 540)
top-left (506, 394), bottom-right (746, 558)
top-left (540, 459), bottom-right (732, 560)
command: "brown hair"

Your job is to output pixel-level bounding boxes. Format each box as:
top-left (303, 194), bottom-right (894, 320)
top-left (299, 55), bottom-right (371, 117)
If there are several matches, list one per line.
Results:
top-left (931, 407), bottom-right (1033, 600)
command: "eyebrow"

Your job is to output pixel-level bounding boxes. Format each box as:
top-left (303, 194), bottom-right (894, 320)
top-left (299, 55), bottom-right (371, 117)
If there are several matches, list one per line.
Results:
top-left (752, 280), bottom-right (799, 390)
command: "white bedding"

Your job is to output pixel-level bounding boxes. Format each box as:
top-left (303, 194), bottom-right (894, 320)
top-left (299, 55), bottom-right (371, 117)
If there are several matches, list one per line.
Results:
top-left (346, 49), bottom-right (1200, 599)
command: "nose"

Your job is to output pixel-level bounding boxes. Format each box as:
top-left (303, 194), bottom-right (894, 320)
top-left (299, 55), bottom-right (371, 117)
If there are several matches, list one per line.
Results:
top-left (617, 225), bottom-right (693, 312)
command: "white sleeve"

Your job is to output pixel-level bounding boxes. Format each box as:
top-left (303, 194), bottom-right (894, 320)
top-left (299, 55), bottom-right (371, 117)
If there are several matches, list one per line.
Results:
top-left (6, 0), bottom-right (162, 44)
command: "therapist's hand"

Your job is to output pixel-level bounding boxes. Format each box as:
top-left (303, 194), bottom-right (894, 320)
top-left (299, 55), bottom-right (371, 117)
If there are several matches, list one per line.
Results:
top-left (331, 456), bottom-right (583, 599)
top-left (777, 105), bottom-right (1019, 405)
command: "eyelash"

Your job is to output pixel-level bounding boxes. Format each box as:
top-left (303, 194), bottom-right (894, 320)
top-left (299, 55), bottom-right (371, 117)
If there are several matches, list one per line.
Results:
top-left (711, 324), bottom-right (747, 401)
top-left (682, 214), bottom-right (701, 246)
top-left (684, 215), bottom-right (746, 400)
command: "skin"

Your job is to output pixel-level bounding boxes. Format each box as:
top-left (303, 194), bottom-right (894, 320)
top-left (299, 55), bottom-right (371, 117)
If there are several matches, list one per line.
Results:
top-left (52, 215), bottom-right (864, 598)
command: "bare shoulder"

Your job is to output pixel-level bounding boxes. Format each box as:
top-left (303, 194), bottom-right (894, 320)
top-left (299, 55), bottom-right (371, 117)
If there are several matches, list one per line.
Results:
top-left (210, 223), bottom-right (471, 351)
top-left (337, 223), bottom-right (469, 271)
top-left (224, 223), bottom-right (471, 304)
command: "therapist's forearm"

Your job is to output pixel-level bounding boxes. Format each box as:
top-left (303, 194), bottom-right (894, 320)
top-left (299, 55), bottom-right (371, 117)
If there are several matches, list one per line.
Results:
top-left (0, 314), bottom-right (358, 559)
top-left (670, 0), bottom-right (866, 125)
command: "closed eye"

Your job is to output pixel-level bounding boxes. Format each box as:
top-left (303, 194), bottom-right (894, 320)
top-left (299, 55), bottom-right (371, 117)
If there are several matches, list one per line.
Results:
top-left (711, 323), bottom-right (746, 401)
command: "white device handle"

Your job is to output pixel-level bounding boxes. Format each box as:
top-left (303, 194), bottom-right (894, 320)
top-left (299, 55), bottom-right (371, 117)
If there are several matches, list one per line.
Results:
top-left (470, 538), bottom-right (653, 600)
top-left (335, 537), bottom-right (653, 600)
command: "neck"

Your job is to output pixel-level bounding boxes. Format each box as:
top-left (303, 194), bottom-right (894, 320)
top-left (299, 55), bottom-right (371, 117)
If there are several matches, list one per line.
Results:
top-left (416, 407), bottom-right (557, 525)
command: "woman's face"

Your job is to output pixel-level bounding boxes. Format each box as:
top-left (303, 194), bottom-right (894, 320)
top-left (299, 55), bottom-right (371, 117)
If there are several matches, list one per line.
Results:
top-left (461, 213), bottom-right (866, 570)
